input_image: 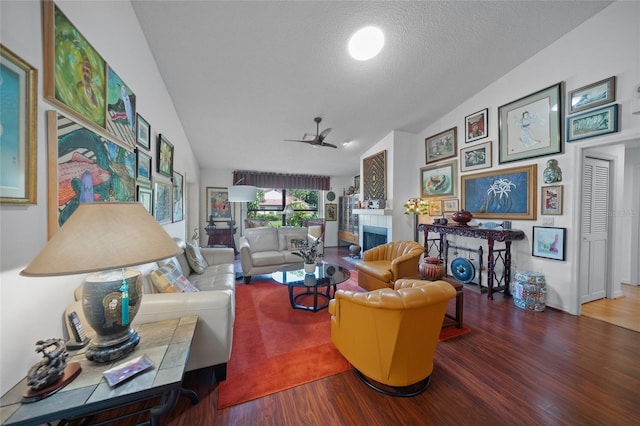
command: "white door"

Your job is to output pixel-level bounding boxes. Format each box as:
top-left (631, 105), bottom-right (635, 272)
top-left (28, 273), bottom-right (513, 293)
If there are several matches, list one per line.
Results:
top-left (580, 157), bottom-right (610, 303)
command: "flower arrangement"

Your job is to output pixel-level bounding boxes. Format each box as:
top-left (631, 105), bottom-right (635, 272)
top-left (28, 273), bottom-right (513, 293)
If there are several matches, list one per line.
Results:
top-left (292, 236), bottom-right (323, 264)
top-left (404, 198), bottom-right (429, 215)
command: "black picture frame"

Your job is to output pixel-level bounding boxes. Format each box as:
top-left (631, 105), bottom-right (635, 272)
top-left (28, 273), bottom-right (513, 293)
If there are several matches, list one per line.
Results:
top-left (532, 226), bottom-right (566, 261)
top-left (157, 134), bottom-right (174, 177)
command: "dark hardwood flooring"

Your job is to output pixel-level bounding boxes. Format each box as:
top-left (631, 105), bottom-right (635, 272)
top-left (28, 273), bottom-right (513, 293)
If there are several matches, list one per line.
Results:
top-left (83, 247), bottom-right (640, 426)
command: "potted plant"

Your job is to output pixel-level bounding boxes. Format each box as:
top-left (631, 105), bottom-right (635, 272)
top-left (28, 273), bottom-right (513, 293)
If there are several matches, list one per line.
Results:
top-left (292, 236), bottom-right (323, 273)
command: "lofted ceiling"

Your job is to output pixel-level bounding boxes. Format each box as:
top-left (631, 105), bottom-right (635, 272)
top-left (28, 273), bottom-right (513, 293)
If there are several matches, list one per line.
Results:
top-left (130, 0), bottom-right (611, 177)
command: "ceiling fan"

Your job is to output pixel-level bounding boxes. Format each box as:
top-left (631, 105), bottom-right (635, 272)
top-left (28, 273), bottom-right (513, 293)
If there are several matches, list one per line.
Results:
top-left (284, 117), bottom-right (337, 149)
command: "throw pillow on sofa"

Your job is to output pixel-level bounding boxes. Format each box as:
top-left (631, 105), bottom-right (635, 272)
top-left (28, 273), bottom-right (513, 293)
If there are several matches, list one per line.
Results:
top-left (150, 264), bottom-right (199, 293)
top-left (185, 242), bottom-right (208, 274)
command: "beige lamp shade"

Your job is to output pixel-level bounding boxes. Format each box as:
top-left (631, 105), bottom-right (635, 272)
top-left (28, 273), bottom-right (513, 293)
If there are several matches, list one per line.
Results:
top-left (227, 185), bottom-right (257, 202)
top-left (21, 202), bottom-right (182, 276)
top-left (282, 204), bottom-right (295, 215)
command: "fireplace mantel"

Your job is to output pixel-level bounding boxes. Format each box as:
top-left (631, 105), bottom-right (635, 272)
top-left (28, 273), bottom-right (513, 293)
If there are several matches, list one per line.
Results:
top-left (353, 209), bottom-right (393, 216)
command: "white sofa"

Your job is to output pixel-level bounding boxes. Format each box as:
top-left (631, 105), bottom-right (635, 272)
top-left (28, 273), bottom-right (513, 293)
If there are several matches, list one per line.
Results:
top-left (64, 238), bottom-right (236, 380)
top-left (238, 226), bottom-right (323, 283)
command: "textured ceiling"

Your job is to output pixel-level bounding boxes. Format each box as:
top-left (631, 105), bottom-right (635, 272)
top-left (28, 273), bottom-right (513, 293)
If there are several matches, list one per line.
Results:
top-left (131, 0), bottom-right (611, 177)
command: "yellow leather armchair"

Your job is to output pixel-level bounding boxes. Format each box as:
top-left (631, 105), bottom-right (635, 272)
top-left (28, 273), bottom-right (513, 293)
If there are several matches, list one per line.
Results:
top-left (355, 241), bottom-right (424, 291)
top-left (329, 279), bottom-right (456, 396)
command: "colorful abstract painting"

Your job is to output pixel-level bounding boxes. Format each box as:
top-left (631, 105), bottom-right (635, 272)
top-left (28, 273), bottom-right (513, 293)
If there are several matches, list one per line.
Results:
top-left (48, 111), bottom-right (135, 238)
top-left (107, 66), bottom-right (136, 146)
top-left (48, 3), bottom-right (106, 128)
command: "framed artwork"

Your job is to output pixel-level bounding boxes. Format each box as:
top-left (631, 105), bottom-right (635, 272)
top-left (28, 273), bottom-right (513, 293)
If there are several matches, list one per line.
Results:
top-left (0, 44), bottom-right (37, 204)
top-left (498, 82), bottom-right (562, 164)
top-left (460, 164), bottom-right (537, 220)
top-left (425, 127), bottom-right (457, 164)
top-left (569, 76), bottom-right (616, 114)
top-left (137, 185), bottom-right (153, 214)
top-left (354, 175), bottom-right (360, 191)
top-left (541, 185), bottom-right (563, 215)
top-left (567, 104), bottom-right (618, 143)
top-left (362, 150), bottom-right (386, 200)
top-left (136, 114), bottom-right (151, 150)
top-left (460, 141), bottom-right (492, 172)
top-left (325, 203), bottom-right (337, 221)
top-left (443, 199), bottom-right (459, 213)
top-left (135, 149), bottom-right (152, 185)
top-left (106, 66), bottom-right (136, 146)
top-left (47, 111), bottom-right (136, 238)
top-left (172, 171), bottom-right (184, 222)
top-left (419, 160), bottom-right (457, 199)
top-left (532, 226), bottom-right (566, 261)
top-left (465, 108), bottom-right (488, 143)
top-left (428, 200), bottom-right (443, 216)
top-left (206, 187), bottom-right (232, 221)
top-left (43, 2), bottom-right (107, 128)
top-left (157, 134), bottom-right (174, 177)
top-left (153, 181), bottom-right (172, 224)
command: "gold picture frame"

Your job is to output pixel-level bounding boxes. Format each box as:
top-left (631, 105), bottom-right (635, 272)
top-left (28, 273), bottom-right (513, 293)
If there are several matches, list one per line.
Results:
top-left (0, 44), bottom-right (37, 204)
top-left (325, 203), bottom-right (337, 221)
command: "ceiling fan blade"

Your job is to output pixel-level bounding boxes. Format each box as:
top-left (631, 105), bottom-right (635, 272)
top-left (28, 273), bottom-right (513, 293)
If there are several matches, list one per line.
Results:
top-left (320, 142), bottom-right (338, 149)
top-left (284, 139), bottom-right (313, 144)
top-left (319, 128), bottom-right (332, 140)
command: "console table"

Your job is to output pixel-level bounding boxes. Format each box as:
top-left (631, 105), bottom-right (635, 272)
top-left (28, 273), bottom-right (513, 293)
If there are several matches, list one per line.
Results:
top-left (206, 225), bottom-right (237, 253)
top-left (1, 316), bottom-right (199, 426)
top-left (419, 224), bottom-right (525, 299)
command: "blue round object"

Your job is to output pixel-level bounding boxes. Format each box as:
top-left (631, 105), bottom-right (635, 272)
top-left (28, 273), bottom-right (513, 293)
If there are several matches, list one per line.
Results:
top-left (451, 257), bottom-right (475, 284)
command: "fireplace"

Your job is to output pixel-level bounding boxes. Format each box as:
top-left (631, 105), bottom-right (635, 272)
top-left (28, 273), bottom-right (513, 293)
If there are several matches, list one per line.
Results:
top-left (363, 225), bottom-right (388, 251)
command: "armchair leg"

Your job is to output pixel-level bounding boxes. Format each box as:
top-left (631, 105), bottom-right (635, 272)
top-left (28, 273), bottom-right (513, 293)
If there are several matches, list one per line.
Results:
top-left (353, 369), bottom-right (431, 397)
top-left (244, 276), bottom-right (252, 284)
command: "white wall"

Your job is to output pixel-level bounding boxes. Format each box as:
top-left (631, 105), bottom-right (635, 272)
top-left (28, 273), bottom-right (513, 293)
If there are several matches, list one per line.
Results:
top-left (410, 1), bottom-right (640, 313)
top-left (0, 0), bottom-right (198, 394)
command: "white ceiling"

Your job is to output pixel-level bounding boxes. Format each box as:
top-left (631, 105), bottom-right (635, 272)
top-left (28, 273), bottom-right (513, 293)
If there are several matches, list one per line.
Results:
top-left (130, 0), bottom-right (611, 178)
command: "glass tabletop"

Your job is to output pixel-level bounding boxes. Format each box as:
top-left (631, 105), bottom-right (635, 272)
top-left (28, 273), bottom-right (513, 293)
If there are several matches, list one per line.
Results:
top-left (272, 263), bottom-right (351, 288)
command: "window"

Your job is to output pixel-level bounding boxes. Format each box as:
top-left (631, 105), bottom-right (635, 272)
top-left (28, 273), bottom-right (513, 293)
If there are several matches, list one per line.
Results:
top-left (248, 188), bottom-right (319, 227)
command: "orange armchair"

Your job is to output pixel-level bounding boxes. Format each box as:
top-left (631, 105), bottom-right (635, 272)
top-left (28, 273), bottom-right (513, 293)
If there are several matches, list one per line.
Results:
top-left (329, 279), bottom-right (456, 396)
top-left (355, 241), bottom-right (424, 291)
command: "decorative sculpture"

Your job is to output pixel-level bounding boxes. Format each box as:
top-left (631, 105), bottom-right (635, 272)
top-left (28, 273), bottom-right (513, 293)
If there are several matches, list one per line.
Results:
top-left (26, 338), bottom-right (69, 390)
top-left (543, 159), bottom-right (562, 183)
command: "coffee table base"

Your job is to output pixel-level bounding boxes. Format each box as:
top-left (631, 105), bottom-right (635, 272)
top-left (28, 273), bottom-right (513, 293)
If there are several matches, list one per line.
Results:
top-left (289, 284), bottom-right (336, 312)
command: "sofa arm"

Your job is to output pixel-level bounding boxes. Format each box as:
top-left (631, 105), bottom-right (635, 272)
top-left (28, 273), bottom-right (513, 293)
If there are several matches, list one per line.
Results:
top-left (238, 237), bottom-right (253, 273)
top-left (134, 290), bottom-right (235, 372)
top-left (200, 247), bottom-right (235, 266)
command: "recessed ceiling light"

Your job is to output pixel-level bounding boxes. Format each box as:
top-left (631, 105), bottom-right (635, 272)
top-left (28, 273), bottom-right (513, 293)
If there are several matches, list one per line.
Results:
top-left (348, 26), bottom-right (384, 61)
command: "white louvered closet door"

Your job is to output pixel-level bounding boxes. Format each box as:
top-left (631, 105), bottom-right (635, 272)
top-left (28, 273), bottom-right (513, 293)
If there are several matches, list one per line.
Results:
top-left (580, 157), bottom-right (610, 303)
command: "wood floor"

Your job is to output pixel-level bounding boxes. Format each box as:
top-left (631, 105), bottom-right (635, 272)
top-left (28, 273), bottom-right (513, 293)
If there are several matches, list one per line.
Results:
top-left (581, 283), bottom-right (640, 332)
top-left (84, 247), bottom-right (640, 426)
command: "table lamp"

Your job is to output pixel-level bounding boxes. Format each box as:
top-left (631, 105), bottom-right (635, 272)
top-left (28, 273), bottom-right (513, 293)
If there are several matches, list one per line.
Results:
top-left (21, 202), bottom-right (182, 363)
top-left (282, 204), bottom-right (294, 226)
top-left (228, 180), bottom-right (257, 236)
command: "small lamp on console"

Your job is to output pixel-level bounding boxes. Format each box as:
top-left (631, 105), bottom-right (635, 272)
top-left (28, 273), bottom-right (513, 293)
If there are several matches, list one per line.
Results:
top-left (21, 202), bottom-right (181, 363)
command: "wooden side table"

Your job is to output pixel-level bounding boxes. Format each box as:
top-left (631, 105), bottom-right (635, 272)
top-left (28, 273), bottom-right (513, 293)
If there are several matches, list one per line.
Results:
top-left (1, 316), bottom-right (198, 426)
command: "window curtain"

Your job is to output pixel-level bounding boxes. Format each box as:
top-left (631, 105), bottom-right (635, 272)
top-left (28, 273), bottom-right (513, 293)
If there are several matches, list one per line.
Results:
top-left (232, 171), bottom-right (330, 190)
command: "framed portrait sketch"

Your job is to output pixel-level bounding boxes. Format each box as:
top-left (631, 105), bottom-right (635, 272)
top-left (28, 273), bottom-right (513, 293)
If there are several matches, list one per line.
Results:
top-left (153, 181), bottom-right (172, 224)
top-left (460, 164), bottom-right (537, 220)
top-left (541, 185), bottom-right (563, 215)
top-left (137, 185), bottom-right (153, 214)
top-left (135, 149), bottom-right (152, 185)
top-left (443, 199), bottom-right (459, 213)
top-left (0, 44), bottom-right (37, 204)
top-left (465, 108), bottom-right (488, 143)
top-left (425, 127), bottom-right (457, 164)
top-left (498, 83), bottom-right (562, 164)
top-left (419, 160), bottom-right (457, 199)
top-left (43, 2), bottom-right (106, 128)
top-left (460, 141), bottom-right (492, 172)
top-left (362, 150), bottom-right (386, 200)
top-left (532, 226), bottom-right (566, 261)
top-left (567, 104), bottom-right (618, 142)
top-left (157, 134), bottom-right (174, 177)
top-left (569, 76), bottom-right (615, 114)
top-left (172, 171), bottom-right (184, 223)
top-left (206, 187), bottom-right (232, 221)
top-left (325, 203), bottom-right (337, 221)
top-left (136, 114), bottom-right (150, 150)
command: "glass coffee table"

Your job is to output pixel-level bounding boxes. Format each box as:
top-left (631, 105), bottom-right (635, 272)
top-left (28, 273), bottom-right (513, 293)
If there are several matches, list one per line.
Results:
top-left (272, 263), bottom-right (351, 312)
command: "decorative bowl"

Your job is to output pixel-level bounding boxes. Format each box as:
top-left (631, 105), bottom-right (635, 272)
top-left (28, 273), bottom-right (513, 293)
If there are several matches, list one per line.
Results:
top-left (451, 210), bottom-right (473, 226)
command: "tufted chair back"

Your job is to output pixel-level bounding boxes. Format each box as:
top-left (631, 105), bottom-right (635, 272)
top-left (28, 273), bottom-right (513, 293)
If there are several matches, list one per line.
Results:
top-left (329, 279), bottom-right (456, 395)
top-left (356, 241), bottom-right (424, 291)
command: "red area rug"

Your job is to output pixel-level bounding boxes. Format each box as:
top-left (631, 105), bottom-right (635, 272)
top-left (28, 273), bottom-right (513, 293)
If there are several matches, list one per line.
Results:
top-left (217, 271), bottom-right (470, 408)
